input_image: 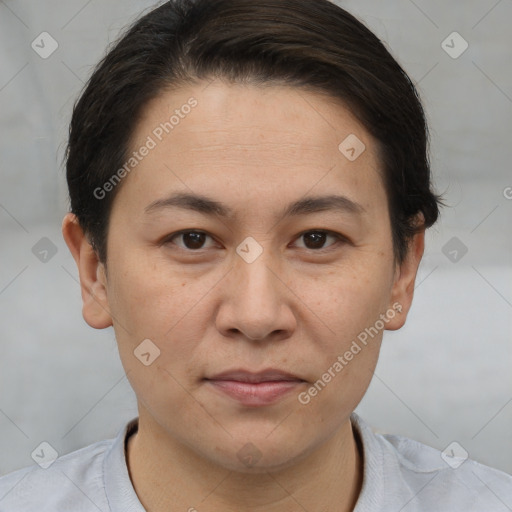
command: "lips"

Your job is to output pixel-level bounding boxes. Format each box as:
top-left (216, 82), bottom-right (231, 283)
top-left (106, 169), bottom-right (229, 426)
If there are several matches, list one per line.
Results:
top-left (206, 369), bottom-right (304, 383)
top-left (204, 369), bottom-right (306, 406)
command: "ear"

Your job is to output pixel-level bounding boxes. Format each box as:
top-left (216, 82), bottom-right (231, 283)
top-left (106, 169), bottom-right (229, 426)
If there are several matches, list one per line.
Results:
top-left (62, 213), bottom-right (113, 329)
top-left (385, 219), bottom-right (425, 331)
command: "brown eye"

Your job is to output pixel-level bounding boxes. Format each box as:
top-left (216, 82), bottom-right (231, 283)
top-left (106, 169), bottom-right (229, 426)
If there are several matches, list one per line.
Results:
top-left (165, 230), bottom-right (215, 251)
top-left (302, 231), bottom-right (328, 249)
top-left (294, 230), bottom-right (345, 251)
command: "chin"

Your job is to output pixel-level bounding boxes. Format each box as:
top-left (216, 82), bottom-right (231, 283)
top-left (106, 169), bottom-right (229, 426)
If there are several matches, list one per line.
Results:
top-left (202, 434), bottom-right (315, 474)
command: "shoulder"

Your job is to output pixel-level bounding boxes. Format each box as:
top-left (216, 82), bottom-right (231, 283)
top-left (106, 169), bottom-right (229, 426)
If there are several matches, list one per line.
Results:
top-left (384, 432), bottom-right (512, 510)
top-left (351, 413), bottom-right (512, 511)
top-left (0, 437), bottom-right (114, 512)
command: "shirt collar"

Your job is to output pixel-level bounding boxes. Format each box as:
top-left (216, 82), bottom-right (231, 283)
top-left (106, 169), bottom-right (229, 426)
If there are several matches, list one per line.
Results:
top-left (103, 417), bottom-right (144, 512)
top-left (350, 411), bottom-right (385, 511)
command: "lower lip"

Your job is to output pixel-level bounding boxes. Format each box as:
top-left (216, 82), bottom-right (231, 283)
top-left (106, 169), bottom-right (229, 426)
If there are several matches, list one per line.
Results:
top-left (206, 379), bottom-right (303, 406)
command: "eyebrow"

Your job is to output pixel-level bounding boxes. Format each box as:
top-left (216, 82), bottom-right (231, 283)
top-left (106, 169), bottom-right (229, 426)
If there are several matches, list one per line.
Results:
top-left (144, 192), bottom-right (366, 222)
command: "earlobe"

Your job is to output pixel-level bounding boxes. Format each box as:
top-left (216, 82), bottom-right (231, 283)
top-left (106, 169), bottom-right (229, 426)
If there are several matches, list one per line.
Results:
top-left (61, 213), bottom-right (113, 329)
top-left (385, 225), bottom-right (425, 331)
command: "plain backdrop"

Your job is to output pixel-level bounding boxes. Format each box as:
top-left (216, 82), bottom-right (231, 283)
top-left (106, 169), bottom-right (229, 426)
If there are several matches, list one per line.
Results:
top-left (0, 0), bottom-right (511, 477)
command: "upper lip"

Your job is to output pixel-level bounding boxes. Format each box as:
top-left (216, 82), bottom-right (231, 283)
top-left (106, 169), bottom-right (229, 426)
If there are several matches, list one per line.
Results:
top-left (206, 369), bottom-right (304, 383)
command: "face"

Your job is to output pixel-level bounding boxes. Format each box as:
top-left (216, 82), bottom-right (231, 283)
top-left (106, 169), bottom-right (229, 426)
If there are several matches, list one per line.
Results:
top-left (64, 80), bottom-right (423, 473)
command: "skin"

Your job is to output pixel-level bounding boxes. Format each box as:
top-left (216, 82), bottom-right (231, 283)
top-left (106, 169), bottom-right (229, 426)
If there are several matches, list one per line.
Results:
top-left (62, 80), bottom-right (425, 512)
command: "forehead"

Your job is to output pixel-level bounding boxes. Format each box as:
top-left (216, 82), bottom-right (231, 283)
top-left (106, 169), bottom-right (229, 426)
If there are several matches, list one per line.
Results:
top-left (115, 80), bottom-right (386, 223)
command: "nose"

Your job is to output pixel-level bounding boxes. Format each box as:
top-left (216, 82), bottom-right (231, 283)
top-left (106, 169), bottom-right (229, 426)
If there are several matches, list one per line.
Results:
top-left (215, 251), bottom-right (296, 342)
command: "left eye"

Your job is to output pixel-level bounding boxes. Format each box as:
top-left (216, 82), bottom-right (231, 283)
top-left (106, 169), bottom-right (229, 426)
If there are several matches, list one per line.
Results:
top-left (164, 230), bottom-right (345, 252)
top-left (293, 230), bottom-right (344, 251)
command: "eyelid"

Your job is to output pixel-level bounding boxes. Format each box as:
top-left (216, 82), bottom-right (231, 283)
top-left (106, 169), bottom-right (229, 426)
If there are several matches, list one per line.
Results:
top-left (292, 229), bottom-right (349, 251)
top-left (161, 229), bottom-right (216, 249)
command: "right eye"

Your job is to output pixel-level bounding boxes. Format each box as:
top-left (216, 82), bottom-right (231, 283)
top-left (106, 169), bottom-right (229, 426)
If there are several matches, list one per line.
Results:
top-left (162, 230), bottom-right (217, 251)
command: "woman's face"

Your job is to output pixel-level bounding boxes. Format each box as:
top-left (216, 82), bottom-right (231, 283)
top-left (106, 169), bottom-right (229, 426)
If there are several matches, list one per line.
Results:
top-left (79, 80), bottom-right (420, 472)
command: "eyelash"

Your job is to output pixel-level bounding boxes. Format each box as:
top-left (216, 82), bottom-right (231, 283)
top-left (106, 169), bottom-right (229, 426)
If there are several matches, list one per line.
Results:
top-left (162, 229), bottom-right (349, 253)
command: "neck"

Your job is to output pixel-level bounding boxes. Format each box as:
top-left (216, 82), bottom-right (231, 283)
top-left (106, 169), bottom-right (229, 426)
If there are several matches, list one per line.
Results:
top-left (126, 410), bottom-right (363, 512)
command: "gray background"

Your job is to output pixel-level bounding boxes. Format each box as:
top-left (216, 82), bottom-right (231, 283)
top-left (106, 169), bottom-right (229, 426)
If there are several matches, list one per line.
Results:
top-left (0, 0), bottom-right (511, 478)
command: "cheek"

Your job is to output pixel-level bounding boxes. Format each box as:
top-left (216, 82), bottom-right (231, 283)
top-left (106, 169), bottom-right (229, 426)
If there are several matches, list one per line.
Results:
top-left (302, 257), bottom-right (393, 334)
top-left (295, 264), bottom-right (389, 416)
top-left (301, 340), bottom-right (381, 433)
top-left (107, 264), bottom-right (202, 408)
top-left (106, 257), bottom-right (218, 370)
top-left (107, 251), bottom-right (183, 328)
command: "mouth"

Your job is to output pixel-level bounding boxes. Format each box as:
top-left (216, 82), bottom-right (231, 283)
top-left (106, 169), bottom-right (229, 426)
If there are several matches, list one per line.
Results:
top-left (204, 369), bottom-right (307, 407)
